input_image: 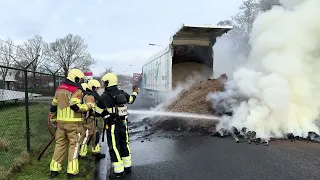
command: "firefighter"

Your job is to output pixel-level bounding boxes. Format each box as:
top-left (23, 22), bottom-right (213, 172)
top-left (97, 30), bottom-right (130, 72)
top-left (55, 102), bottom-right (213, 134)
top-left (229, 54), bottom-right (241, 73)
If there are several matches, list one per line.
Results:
top-left (79, 79), bottom-right (106, 159)
top-left (96, 73), bottom-right (139, 179)
top-left (81, 83), bottom-right (88, 92)
top-left (49, 68), bottom-right (93, 179)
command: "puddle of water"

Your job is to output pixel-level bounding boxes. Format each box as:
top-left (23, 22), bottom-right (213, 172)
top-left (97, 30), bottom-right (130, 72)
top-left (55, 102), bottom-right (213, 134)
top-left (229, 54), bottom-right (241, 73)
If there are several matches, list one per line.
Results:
top-left (130, 138), bottom-right (178, 166)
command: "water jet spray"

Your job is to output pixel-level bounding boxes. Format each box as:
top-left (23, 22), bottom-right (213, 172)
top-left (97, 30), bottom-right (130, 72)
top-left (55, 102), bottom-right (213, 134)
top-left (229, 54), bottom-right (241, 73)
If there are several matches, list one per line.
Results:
top-left (128, 109), bottom-right (220, 122)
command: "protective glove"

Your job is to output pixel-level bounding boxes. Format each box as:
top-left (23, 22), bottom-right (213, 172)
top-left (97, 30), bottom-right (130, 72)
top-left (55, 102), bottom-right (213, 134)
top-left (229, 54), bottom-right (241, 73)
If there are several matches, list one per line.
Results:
top-left (49, 112), bottom-right (57, 123)
top-left (70, 103), bottom-right (92, 112)
top-left (132, 86), bottom-right (139, 94)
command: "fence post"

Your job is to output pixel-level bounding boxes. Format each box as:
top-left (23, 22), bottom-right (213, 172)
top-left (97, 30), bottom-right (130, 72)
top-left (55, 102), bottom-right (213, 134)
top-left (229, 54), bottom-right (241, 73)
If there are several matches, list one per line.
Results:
top-left (53, 75), bottom-right (56, 91)
top-left (53, 69), bottom-right (61, 90)
top-left (24, 69), bottom-right (30, 152)
top-left (24, 55), bottom-right (40, 152)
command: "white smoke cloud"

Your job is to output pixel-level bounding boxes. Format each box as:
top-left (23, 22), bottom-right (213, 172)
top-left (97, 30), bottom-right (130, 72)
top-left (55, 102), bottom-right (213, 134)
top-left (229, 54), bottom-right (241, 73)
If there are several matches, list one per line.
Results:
top-left (280, 0), bottom-right (304, 9)
top-left (213, 35), bottom-right (248, 79)
top-left (208, 0), bottom-right (320, 139)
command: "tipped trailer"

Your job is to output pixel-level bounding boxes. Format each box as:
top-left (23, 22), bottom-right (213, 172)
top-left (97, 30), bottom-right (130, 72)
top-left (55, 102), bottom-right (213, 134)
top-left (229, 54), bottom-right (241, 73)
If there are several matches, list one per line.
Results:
top-left (141, 24), bottom-right (233, 104)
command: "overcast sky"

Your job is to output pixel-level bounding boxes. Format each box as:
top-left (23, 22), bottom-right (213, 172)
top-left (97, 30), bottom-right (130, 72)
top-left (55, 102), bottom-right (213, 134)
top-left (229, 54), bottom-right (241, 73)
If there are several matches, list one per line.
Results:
top-left (0, 0), bottom-right (241, 76)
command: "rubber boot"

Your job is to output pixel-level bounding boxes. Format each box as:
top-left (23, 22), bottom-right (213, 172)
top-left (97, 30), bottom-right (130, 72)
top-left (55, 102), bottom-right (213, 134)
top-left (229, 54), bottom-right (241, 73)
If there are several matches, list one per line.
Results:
top-left (124, 167), bottom-right (132, 174)
top-left (108, 172), bottom-right (125, 179)
top-left (50, 171), bottom-right (59, 178)
top-left (67, 172), bottom-right (87, 179)
top-left (50, 159), bottom-right (62, 178)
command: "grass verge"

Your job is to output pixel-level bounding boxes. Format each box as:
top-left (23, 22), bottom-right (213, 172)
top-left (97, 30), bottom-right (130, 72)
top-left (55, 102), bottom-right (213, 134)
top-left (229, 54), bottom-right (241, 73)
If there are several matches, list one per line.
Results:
top-left (12, 146), bottom-right (95, 180)
top-left (0, 101), bottom-right (95, 180)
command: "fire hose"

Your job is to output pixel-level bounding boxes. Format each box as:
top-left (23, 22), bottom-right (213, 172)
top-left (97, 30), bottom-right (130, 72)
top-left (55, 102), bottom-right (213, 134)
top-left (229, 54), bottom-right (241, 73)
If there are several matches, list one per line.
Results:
top-left (38, 113), bottom-right (57, 161)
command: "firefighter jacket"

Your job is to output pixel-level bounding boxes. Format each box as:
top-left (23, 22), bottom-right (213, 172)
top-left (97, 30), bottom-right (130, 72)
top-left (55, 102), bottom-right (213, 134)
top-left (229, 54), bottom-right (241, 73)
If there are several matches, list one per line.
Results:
top-left (95, 86), bottom-right (137, 117)
top-left (82, 90), bottom-right (101, 121)
top-left (50, 79), bottom-right (93, 122)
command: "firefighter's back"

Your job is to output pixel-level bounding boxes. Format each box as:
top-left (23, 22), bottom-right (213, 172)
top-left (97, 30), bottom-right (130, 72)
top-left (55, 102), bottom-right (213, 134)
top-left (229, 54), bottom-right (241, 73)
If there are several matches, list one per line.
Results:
top-left (55, 83), bottom-right (83, 122)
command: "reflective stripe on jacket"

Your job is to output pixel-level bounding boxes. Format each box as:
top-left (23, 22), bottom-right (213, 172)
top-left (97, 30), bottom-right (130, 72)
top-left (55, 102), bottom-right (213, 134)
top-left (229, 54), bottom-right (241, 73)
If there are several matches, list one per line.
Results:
top-left (53, 83), bottom-right (91, 122)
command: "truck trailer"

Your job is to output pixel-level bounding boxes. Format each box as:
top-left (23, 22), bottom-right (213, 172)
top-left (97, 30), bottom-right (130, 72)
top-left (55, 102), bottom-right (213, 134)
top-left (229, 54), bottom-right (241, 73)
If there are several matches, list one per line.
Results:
top-left (140, 24), bottom-right (233, 104)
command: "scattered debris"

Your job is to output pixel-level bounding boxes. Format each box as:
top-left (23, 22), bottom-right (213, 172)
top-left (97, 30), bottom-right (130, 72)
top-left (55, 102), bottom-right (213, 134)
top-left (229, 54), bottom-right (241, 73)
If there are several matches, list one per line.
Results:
top-left (212, 126), bottom-right (320, 145)
top-left (230, 126), bottom-right (239, 143)
top-left (307, 132), bottom-right (320, 142)
top-left (286, 133), bottom-right (295, 139)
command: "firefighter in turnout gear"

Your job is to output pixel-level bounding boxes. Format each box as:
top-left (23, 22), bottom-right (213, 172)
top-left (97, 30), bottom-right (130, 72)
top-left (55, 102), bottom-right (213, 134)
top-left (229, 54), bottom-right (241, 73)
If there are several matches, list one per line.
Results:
top-left (79, 79), bottom-right (106, 159)
top-left (49, 69), bottom-right (93, 179)
top-left (81, 83), bottom-right (89, 93)
top-left (96, 73), bottom-right (139, 179)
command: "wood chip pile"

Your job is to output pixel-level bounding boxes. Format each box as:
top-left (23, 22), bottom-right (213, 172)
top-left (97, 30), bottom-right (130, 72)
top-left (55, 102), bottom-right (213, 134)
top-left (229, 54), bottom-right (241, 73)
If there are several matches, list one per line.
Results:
top-left (153, 74), bottom-right (228, 132)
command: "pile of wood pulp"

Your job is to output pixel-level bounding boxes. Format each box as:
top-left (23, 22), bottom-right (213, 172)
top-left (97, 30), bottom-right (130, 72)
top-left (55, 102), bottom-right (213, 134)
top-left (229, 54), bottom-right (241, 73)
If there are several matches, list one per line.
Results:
top-left (153, 74), bottom-right (228, 132)
top-left (172, 62), bottom-right (213, 89)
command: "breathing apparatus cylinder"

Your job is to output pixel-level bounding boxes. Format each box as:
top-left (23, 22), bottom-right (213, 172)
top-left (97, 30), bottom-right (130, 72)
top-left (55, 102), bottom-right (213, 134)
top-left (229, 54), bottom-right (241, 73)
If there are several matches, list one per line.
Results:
top-left (115, 94), bottom-right (128, 126)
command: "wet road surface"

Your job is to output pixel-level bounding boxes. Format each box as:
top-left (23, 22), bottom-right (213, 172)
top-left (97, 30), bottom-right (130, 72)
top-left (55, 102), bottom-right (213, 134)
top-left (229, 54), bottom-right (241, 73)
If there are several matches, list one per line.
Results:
top-left (95, 128), bottom-right (320, 180)
top-left (94, 97), bottom-right (320, 180)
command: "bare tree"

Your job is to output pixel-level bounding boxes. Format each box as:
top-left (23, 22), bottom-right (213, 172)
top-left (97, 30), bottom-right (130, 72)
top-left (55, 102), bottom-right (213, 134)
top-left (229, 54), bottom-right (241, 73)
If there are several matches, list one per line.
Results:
top-left (103, 67), bottom-right (113, 74)
top-left (220, 0), bottom-right (260, 56)
top-left (16, 35), bottom-right (46, 90)
top-left (45, 34), bottom-right (95, 77)
top-left (217, 20), bottom-right (233, 26)
top-left (233, 0), bottom-right (260, 37)
top-left (0, 38), bottom-right (17, 89)
top-left (17, 35), bottom-right (46, 71)
top-left (93, 67), bottom-right (113, 80)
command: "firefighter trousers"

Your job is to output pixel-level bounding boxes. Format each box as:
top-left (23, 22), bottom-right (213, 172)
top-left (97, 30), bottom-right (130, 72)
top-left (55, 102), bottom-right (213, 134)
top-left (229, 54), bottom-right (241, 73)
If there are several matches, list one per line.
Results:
top-left (79, 119), bottom-right (101, 157)
top-left (50, 122), bottom-right (83, 175)
top-left (106, 120), bottom-right (131, 173)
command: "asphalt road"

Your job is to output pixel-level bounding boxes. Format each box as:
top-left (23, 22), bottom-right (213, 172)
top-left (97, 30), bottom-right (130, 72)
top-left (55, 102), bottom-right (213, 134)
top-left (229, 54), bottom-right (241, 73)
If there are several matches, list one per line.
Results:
top-left (93, 94), bottom-right (320, 180)
top-left (95, 127), bottom-right (320, 180)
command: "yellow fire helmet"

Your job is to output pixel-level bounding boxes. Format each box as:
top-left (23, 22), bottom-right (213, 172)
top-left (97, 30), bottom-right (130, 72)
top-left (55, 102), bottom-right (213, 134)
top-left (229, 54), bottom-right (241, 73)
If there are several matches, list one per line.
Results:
top-left (67, 69), bottom-right (85, 83)
top-left (81, 83), bottom-right (88, 91)
top-left (101, 73), bottom-right (118, 88)
top-left (87, 79), bottom-right (101, 91)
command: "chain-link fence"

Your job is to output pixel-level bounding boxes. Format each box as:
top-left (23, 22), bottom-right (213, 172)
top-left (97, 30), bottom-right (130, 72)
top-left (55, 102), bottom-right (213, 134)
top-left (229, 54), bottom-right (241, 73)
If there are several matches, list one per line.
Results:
top-left (0, 65), bottom-right (64, 179)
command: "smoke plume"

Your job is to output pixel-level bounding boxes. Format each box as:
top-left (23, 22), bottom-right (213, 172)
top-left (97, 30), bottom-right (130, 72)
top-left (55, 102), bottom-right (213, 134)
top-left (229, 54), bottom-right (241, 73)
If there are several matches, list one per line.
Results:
top-left (208, 0), bottom-right (320, 139)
